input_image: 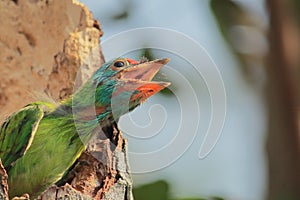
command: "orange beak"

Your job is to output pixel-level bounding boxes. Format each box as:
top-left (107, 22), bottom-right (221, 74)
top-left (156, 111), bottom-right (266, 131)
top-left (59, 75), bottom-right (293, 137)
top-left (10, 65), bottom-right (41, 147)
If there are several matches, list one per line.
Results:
top-left (113, 58), bottom-right (170, 101)
top-left (122, 58), bottom-right (170, 100)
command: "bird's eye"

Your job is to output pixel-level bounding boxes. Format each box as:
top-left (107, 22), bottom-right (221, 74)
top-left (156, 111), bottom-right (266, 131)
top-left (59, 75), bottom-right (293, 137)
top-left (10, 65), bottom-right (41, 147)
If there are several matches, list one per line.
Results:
top-left (113, 60), bottom-right (125, 68)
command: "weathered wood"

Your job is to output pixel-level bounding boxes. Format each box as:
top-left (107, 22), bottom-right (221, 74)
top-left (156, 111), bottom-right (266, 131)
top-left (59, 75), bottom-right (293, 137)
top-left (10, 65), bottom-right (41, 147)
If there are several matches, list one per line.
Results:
top-left (0, 161), bottom-right (9, 200)
top-left (0, 0), bottom-right (133, 199)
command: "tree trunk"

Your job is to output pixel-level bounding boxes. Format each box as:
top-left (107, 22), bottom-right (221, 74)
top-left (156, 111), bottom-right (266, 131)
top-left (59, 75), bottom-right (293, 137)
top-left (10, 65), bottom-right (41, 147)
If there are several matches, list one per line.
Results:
top-left (0, 0), bottom-right (133, 199)
top-left (266, 0), bottom-right (300, 199)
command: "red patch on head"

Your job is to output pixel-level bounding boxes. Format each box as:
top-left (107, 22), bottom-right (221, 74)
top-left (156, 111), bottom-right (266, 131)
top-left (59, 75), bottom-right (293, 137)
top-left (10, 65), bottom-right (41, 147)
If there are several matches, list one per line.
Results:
top-left (126, 58), bottom-right (139, 65)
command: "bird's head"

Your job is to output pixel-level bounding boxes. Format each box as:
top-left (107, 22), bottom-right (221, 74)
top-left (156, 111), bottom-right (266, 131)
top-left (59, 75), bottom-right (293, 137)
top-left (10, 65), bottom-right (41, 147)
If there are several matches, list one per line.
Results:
top-left (77, 57), bottom-right (170, 122)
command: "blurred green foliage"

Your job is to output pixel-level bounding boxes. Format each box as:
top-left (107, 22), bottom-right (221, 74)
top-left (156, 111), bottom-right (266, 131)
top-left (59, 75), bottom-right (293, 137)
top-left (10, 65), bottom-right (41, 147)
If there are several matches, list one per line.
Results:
top-left (133, 180), bottom-right (224, 200)
top-left (113, 11), bottom-right (129, 20)
top-left (111, 0), bottom-right (134, 21)
top-left (111, 0), bottom-right (131, 20)
top-left (293, 0), bottom-right (300, 25)
top-left (210, 0), bottom-right (245, 37)
top-left (210, 0), bottom-right (265, 85)
top-left (133, 180), bottom-right (169, 200)
top-left (141, 48), bottom-right (155, 61)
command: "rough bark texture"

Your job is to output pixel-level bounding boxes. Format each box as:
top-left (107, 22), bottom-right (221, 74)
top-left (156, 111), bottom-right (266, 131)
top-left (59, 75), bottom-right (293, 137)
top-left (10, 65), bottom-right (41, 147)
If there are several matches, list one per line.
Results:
top-left (0, 0), bottom-right (133, 199)
top-left (0, 161), bottom-right (8, 200)
top-left (0, 0), bottom-right (103, 122)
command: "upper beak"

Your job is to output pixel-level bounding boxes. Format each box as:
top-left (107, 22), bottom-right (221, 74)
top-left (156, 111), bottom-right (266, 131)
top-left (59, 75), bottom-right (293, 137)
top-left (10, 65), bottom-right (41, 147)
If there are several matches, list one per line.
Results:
top-left (122, 58), bottom-right (170, 81)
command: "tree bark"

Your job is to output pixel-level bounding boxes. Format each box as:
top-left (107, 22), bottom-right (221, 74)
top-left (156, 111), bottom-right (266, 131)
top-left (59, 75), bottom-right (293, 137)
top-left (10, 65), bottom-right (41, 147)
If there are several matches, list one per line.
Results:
top-left (0, 0), bottom-right (133, 199)
top-left (0, 161), bottom-right (9, 200)
top-left (266, 0), bottom-right (300, 199)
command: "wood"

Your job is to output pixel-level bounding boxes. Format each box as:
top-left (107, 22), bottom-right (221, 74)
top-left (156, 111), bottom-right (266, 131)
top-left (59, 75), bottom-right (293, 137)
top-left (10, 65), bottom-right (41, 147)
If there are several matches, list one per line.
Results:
top-left (266, 0), bottom-right (300, 199)
top-left (0, 161), bottom-right (8, 200)
top-left (0, 0), bottom-right (133, 199)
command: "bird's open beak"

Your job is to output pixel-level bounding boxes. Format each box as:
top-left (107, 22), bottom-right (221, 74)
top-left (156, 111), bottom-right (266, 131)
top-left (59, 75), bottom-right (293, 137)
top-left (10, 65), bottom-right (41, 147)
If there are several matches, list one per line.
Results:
top-left (113, 58), bottom-right (170, 102)
top-left (121, 58), bottom-right (170, 99)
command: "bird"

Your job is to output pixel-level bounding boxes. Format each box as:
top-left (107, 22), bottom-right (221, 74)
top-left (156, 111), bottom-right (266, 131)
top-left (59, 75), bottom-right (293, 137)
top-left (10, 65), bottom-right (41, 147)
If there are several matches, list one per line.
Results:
top-left (0, 57), bottom-right (170, 198)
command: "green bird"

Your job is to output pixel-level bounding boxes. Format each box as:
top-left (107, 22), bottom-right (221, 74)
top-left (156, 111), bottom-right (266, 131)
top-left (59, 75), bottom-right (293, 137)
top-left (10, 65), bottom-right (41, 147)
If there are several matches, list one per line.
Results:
top-left (0, 57), bottom-right (170, 198)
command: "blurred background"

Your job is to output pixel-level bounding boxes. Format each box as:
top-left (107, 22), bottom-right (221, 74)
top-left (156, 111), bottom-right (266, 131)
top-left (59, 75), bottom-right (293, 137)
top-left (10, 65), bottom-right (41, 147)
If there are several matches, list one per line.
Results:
top-left (80, 0), bottom-right (300, 200)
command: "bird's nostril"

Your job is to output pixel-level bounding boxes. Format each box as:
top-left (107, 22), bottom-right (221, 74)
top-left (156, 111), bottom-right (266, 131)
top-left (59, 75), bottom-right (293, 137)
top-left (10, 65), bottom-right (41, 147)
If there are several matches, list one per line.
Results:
top-left (135, 74), bottom-right (143, 79)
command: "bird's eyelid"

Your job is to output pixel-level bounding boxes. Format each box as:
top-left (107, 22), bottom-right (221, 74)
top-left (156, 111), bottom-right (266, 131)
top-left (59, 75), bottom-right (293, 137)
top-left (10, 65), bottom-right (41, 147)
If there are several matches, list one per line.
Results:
top-left (111, 58), bottom-right (129, 70)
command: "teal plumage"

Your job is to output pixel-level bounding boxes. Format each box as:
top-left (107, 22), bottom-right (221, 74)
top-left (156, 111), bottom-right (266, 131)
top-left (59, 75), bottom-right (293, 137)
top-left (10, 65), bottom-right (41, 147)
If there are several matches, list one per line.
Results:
top-left (0, 58), bottom-right (170, 198)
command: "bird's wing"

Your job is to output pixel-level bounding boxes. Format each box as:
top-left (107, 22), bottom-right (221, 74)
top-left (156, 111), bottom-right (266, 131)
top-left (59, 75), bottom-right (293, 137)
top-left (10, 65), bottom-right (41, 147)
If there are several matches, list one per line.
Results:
top-left (0, 104), bottom-right (44, 169)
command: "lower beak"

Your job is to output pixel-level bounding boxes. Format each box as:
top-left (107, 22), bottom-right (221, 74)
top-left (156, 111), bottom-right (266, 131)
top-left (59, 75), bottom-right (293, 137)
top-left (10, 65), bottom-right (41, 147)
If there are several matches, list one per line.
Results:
top-left (134, 81), bottom-right (170, 100)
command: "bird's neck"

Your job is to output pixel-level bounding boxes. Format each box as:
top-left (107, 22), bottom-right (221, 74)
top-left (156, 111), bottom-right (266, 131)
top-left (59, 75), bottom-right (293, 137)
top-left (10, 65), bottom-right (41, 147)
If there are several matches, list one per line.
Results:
top-left (59, 82), bottom-right (114, 125)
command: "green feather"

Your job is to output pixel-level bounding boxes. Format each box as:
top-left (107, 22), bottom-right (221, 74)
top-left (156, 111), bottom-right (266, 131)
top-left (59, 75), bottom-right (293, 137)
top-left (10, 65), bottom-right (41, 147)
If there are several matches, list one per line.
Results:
top-left (0, 57), bottom-right (169, 198)
top-left (1, 102), bottom-right (89, 197)
top-left (0, 60), bottom-right (122, 198)
top-left (0, 104), bottom-right (43, 169)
